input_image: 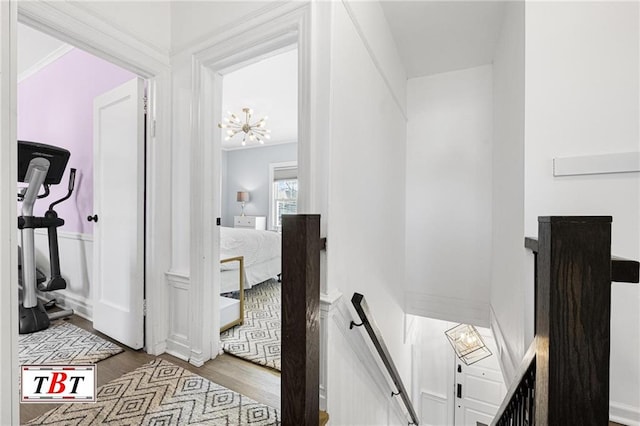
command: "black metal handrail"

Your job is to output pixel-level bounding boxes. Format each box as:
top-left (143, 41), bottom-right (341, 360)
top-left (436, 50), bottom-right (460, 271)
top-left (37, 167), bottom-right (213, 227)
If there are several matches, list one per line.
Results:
top-left (350, 293), bottom-right (420, 426)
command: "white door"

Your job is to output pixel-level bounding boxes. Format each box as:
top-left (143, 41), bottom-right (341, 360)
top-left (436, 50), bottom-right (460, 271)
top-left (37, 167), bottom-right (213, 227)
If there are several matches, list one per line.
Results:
top-left (454, 335), bottom-right (506, 426)
top-left (92, 77), bottom-right (145, 349)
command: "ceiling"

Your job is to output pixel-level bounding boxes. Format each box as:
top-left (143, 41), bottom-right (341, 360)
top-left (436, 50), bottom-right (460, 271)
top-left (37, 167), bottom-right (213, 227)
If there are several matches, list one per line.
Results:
top-left (380, 1), bottom-right (507, 78)
top-left (221, 48), bottom-right (298, 150)
top-left (17, 2), bottom-right (507, 146)
top-left (17, 23), bottom-right (70, 78)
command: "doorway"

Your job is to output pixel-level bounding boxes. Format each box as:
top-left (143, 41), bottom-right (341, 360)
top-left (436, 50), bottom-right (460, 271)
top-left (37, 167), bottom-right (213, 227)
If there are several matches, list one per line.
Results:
top-left (2, 4), bottom-right (170, 422)
top-left (453, 330), bottom-right (506, 426)
top-left (17, 22), bottom-right (146, 350)
top-left (187, 3), bottom-right (312, 365)
top-left (216, 46), bottom-right (298, 372)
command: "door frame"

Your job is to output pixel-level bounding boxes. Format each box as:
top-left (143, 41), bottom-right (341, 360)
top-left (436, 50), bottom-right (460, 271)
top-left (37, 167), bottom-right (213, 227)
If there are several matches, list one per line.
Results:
top-left (188, 2), bottom-right (313, 365)
top-left (1, 3), bottom-right (171, 423)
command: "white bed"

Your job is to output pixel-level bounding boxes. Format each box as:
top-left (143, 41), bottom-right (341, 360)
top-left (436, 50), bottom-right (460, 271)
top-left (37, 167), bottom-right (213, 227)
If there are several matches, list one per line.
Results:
top-left (220, 226), bottom-right (281, 294)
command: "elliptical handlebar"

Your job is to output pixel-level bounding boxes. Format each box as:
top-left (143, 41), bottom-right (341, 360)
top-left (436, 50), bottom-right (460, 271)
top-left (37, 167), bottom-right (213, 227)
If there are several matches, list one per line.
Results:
top-left (48, 168), bottom-right (76, 212)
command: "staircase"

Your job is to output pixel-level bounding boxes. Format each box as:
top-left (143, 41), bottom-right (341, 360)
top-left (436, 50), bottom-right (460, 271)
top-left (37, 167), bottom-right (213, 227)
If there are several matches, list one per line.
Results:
top-left (493, 216), bottom-right (639, 425)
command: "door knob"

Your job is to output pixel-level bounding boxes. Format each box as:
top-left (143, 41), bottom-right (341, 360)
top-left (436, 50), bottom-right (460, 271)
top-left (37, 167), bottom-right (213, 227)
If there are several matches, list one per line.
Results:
top-left (87, 214), bottom-right (98, 222)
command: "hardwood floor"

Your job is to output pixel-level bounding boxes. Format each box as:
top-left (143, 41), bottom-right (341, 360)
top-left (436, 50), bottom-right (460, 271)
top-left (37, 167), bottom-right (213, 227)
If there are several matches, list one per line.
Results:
top-left (20, 315), bottom-right (281, 424)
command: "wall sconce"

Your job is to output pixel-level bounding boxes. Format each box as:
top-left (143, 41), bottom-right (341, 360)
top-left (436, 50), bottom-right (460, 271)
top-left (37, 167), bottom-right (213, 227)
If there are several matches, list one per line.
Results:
top-left (236, 191), bottom-right (249, 216)
top-left (445, 323), bottom-right (492, 365)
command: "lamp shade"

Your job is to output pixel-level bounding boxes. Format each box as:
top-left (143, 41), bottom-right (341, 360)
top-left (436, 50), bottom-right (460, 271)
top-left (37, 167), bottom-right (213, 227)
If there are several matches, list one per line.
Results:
top-left (236, 191), bottom-right (249, 202)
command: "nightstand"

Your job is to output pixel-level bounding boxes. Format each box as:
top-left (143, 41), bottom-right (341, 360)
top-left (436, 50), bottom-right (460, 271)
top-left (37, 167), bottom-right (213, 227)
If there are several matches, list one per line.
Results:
top-left (233, 215), bottom-right (266, 230)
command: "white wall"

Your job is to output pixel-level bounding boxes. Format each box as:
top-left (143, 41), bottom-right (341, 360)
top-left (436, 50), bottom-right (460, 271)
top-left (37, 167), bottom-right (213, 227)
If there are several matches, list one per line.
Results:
top-left (524, 2), bottom-right (640, 422)
top-left (490, 1), bottom-right (526, 383)
top-left (325, 1), bottom-right (410, 424)
top-left (405, 65), bottom-right (493, 327)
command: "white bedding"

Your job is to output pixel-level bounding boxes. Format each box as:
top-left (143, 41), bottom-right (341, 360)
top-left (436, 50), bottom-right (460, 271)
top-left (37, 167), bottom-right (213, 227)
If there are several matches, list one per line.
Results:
top-left (220, 227), bottom-right (281, 293)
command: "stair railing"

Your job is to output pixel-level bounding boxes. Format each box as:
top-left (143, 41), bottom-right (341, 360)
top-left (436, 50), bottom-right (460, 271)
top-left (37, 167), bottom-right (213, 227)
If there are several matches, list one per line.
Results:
top-left (492, 216), bottom-right (639, 425)
top-left (350, 292), bottom-right (420, 426)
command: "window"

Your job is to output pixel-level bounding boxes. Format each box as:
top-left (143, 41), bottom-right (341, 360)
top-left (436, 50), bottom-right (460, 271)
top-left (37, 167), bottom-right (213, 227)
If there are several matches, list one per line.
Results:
top-left (269, 162), bottom-right (297, 231)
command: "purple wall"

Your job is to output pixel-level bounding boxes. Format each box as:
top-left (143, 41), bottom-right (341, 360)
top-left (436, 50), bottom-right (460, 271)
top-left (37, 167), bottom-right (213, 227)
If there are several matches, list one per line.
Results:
top-left (18, 48), bottom-right (135, 234)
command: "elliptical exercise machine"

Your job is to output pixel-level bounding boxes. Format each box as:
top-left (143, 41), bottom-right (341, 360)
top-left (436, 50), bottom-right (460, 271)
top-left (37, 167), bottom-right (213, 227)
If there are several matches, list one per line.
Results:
top-left (18, 140), bottom-right (76, 334)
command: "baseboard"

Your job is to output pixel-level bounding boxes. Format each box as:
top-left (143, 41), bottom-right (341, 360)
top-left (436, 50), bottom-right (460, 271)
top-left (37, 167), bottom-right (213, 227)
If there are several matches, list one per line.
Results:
top-left (405, 291), bottom-right (490, 328)
top-left (150, 340), bottom-right (167, 357)
top-left (165, 341), bottom-right (190, 362)
top-left (189, 350), bottom-right (206, 367)
top-left (38, 291), bottom-right (92, 321)
top-left (610, 401), bottom-right (640, 426)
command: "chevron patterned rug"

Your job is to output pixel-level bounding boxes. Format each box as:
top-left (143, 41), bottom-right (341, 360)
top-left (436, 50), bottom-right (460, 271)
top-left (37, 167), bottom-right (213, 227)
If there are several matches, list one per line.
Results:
top-left (18, 321), bottom-right (123, 365)
top-left (220, 279), bottom-right (281, 371)
top-left (26, 358), bottom-right (281, 425)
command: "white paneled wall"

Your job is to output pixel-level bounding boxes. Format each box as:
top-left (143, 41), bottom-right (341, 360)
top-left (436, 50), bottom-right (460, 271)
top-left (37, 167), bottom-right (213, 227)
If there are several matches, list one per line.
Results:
top-left (33, 230), bottom-right (92, 319)
top-left (325, 296), bottom-right (409, 425)
top-left (165, 272), bottom-right (191, 360)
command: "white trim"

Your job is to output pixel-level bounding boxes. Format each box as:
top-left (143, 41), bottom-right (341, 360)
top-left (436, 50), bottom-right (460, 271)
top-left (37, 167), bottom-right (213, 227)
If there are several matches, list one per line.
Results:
top-left (269, 160), bottom-right (298, 231)
top-left (171, 2), bottom-right (293, 58)
top-left (18, 1), bottom-right (169, 75)
top-left (222, 138), bottom-right (298, 152)
top-left (165, 271), bottom-right (191, 362)
top-left (610, 401), bottom-right (640, 426)
top-left (37, 291), bottom-right (92, 321)
top-left (331, 295), bottom-right (410, 424)
top-left (319, 290), bottom-right (342, 410)
top-left (0, 1), bottom-right (20, 423)
top-left (553, 151), bottom-right (640, 176)
top-left (188, 1), bottom-right (312, 367)
top-left (18, 44), bottom-right (73, 83)
top-left (9, 0), bottom-right (171, 408)
top-left (165, 271), bottom-right (190, 285)
top-left (33, 228), bottom-right (93, 242)
top-left (405, 291), bottom-right (490, 328)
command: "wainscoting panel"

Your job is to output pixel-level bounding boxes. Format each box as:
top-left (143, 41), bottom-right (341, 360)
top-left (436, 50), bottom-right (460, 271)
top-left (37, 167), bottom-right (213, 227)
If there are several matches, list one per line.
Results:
top-left (319, 290), bottom-right (342, 411)
top-left (420, 391), bottom-right (448, 426)
top-left (33, 230), bottom-right (93, 319)
top-left (325, 294), bottom-right (408, 425)
top-left (165, 271), bottom-right (191, 360)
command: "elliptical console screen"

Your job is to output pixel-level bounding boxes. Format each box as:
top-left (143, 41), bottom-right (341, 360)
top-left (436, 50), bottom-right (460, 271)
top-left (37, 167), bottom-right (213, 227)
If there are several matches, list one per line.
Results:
top-left (18, 141), bottom-right (70, 185)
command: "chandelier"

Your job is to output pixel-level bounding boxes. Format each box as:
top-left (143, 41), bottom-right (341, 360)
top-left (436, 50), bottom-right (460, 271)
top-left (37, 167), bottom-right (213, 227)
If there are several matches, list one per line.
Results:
top-left (218, 107), bottom-right (270, 146)
top-left (444, 323), bottom-right (492, 365)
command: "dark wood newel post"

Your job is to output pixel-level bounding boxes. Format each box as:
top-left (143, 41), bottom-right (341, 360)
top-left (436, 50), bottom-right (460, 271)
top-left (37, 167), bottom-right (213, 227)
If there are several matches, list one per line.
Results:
top-left (535, 216), bottom-right (612, 425)
top-left (281, 214), bottom-right (320, 426)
